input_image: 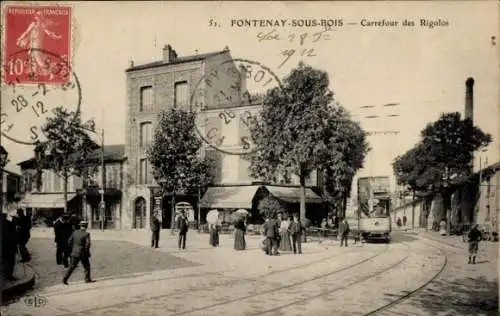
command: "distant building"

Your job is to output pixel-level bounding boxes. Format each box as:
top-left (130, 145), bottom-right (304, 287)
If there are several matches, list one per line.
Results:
top-left (1, 166), bottom-right (22, 212)
top-left (18, 145), bottom-right (127, 228)
top-left (124, 45), bottom-right (321, 229)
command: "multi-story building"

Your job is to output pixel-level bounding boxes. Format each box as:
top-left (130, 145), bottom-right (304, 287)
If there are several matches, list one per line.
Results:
top-left (18, 145), bottom-right (127, 228)
top-left (124, 45), bottom-right (322, 229)
top-left (1, 166), bottom-right (22, 212)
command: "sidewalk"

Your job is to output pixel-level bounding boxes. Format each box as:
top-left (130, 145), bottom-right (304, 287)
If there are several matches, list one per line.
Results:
top-left (1, 262), bottom-right (36, 305)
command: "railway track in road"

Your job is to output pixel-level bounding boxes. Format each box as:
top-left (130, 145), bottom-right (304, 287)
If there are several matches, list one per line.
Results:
top-left (58, 244), bottom-right (392, 316)
top-left (361, 238), bottom-right (449, 316)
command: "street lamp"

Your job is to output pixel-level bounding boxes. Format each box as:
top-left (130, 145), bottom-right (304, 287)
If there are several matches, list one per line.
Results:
top-left (81, 125), bottom-right (105, 231)
top-left (0, 145), bottom-right (8, 212)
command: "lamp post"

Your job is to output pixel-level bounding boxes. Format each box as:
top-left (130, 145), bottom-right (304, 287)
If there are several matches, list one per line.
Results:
top-left (81, 125), bottom-right (105, 230)
top-left (0, 145), bottom-right (7, 212)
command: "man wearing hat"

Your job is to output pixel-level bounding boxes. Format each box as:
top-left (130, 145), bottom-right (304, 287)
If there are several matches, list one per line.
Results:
top-left (54, 214), bottom-right (73, 267)
top-left (177, 210), bottom-right (189, 250)
top-left (63, 220), bottom-right (94, 284)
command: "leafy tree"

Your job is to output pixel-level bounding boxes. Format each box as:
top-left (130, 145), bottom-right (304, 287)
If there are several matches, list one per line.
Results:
top-left (249, 62), bottom-right (368, 223)
top-left (36, 107), bottom-right (99, 213)
top-left (393, 112), bottom-right (492, 224)
top-left (258, 196), bottom-right (285, 219)
top-left (146, 108), bottom-right (215, 228)
top-left (321, 106), bottom-right (369, 218)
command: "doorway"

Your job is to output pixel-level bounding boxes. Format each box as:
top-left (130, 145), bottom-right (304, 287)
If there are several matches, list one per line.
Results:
top-left (134, 197), bottom-right (147, 229)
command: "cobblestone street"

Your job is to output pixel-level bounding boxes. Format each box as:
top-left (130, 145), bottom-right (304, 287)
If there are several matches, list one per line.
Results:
top-left (2, 230), bottom-right (498, 316)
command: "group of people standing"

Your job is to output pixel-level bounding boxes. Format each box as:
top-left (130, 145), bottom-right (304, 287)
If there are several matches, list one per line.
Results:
top-left (53, 214), bottom-right (94, 285)
top-left (263, 213), bottom-right (304, 256)
top-left (1, 209), bottom-right (32, 281)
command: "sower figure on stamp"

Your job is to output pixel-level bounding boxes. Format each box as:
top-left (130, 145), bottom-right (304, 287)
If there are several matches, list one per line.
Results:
top-left (177, 211), bottom-right (189, 250)
top-left (54, 214), bottom-right (73, 267)
top-left (63, 221), bottom-right (94, 284)
top-left (150, 211), bottom-right (161, 248)
top-left (467, 223), bottom-right (482, 264)
top-left (339, 218), bottom-right (350, 247)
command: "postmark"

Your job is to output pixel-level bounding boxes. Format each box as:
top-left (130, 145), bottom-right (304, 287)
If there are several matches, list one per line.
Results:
top-left (190, 58), bottom-right (284, 155)
top-left (3, 5), bottom-right (72, 84)
top-left (1, 49), bottom-right (81, 145)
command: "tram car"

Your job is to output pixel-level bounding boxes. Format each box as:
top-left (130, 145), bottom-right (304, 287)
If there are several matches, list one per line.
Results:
top-left (359, 215), bottom-right (392, 243)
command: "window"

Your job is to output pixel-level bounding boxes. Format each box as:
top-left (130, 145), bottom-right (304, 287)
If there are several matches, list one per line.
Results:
top-left (174, 81), bottom-right (188, 108)
top-left (140, 86), bottom-right (154, 112)
top-left (140, 122), bottom-right (153, 147)
top-left (139, 159), bottom-right (149, 184)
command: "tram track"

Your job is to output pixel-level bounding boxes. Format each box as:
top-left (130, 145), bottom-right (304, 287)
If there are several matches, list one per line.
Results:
top-left (361, 238), bottom-right (449, 316)
top-left (62, 244), bottom-right (392, 316)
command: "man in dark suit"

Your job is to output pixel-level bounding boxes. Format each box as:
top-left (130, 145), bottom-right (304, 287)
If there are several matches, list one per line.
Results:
top-left (1, 213), bottom-right (18, 280)
top-left (289, 213), bottom-right (303, 254)
top-left (150, 211), bottom-right (161, 248)
top-left (339, 218), bottom-right (350, 247)
top-left (15, 209), bottom-right (32, 263)
top-left (263, 216), bottom-right (279, 256)
top-left (177, 211), bottom-right (189, 250)
top-left (54, 214), bottom-right (73, 267)
top-left (63, 221), bottom-right (93, 284)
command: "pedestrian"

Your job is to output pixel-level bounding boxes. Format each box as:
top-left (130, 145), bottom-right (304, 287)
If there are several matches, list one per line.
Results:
top-left (276, 213), bottom-right (282, 249)
top-left (54, 214), bottom-right (73, 267)
top-left (396, 217), bottom-right (402, 229)
top-left (262, 215), bottom-right (279, 256)
top-left (177, 210), bottom-right (189, 250)
top-left (289, 214), bottom-right (303, 254)
top-left (402, 215), bottom-right (407, 227)
top-left (1, 213), bottom-right (18, 280)
top-left (209, 218), bottom-right (220, 247)
top-left (339, 218), bottom-right (350, 247)
top-left (321, 218), bottom-right (328, 237)
top-left (150, 211), bottom-right (161, 248)
top-left (279, 215), bottom-right (292, 252)
top-left (467, 223), bottom-right (482, 264)
top-left (15, 209), bottom-right (32, 262)
top-left (63, 221), bottom-right (94, 284)
top-left (234, 217), bottom-right (247, 251)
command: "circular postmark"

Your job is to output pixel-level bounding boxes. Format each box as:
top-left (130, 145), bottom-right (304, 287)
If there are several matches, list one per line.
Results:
top-left (190, 58), bottom-right (284, 155)
top-left (1, 48), bottom-right (81, 145)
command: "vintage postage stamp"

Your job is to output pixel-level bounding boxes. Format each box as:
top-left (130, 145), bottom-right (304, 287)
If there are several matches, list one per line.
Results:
top-left (2, 5), bottom-right (72, 84)
top-left (190, 58), bottom-right (284, 156)
top-left (1, 49), bottom-right (81, 145)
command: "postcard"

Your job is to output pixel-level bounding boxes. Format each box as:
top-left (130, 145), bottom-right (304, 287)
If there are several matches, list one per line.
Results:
top-left (1, 1), bottom-right (498, 315)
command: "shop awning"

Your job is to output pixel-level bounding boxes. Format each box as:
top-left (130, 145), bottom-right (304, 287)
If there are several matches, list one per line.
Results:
top-left (19, 193), bottom-right (77, 209)
top-left (265, 186), bottom-right (323, 203)
top-left (200, 186), bottom-right (261, 209)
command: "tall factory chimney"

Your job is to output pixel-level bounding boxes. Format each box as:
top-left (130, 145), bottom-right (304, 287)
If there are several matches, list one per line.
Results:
top-left (465, 77), bottom-right (474, 122)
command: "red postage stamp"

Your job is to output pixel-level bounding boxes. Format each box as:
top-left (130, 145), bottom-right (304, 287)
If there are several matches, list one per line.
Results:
top-left (3, 5), bottom-right (72, 84)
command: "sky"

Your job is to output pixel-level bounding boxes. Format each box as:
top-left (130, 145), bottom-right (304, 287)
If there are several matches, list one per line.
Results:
top-left (1, 1), bottom-right (499, 174)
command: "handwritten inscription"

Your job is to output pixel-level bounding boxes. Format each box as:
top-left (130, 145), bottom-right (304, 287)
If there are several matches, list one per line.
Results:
top-left (257, 28), bottom-right (333, 68)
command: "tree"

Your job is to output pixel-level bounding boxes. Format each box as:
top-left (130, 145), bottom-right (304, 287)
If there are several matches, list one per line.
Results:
top-left (249, 62), bottom-right (368, 224)
top-left (393, 112), bottom-right (492, 226)
top-left (321, 106), bottom-right (369, 218)
top-left (146, 108), bottom-right (215, 228)
top-left (258, 196), bottom-right (285, 219)
top-left (36, 107), bottom-right (99, 213)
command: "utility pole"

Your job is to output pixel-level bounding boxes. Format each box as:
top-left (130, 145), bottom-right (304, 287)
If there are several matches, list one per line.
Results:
top-left (100, 128), bottom-right (105, 232)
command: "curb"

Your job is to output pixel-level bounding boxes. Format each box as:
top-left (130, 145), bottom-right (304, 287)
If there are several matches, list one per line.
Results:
top-left (1, 263), bottom-right (36, 305)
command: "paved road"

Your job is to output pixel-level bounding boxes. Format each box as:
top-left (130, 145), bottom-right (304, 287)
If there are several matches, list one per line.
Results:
top-left (2, 230), bottom-right (497, 316)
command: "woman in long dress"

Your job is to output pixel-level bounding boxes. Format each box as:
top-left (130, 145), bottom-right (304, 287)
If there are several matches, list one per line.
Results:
top-left (234, 219), bottom-right (246, 251)
top-left (209, 220), bottom-right (220, 247)
top-left (279, 216), bottom-right (292, 252)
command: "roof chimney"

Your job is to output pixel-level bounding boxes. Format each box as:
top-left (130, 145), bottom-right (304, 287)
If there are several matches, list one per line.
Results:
top-left (163, 45), bottom-right (174, 63)
top-left (129, 59), bottom-right (134, 68)
top-left (465, 77), bottom-right (474, 122)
